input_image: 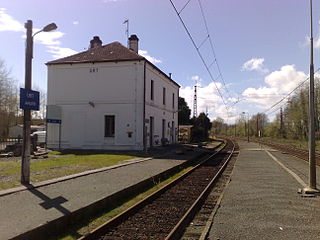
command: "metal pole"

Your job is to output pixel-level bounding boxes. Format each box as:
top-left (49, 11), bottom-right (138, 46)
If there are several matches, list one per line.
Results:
top-left (303, 0), bottom-right (319, 195)
top-left (247, 115), bottom-right (249, 143)
top-left (21, 20), bottom-right (32, 184)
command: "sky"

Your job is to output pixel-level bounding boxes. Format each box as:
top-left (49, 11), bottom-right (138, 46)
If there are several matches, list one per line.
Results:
top-left (1, 0), bottom-right (320, 123)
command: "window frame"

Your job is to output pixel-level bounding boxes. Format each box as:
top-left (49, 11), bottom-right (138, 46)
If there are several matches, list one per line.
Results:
top-left (104, 115), bottom-right (115, 137)
top-left (163, 87), bottom-right (166, 105)
top-left (151, 80), bottom-right (154, 101)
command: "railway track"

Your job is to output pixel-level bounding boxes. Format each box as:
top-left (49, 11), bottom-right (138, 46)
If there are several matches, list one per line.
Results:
top-left (79, 139), bottom-right (236, 240)
top-left (254, 139), bottom-right (320, 165)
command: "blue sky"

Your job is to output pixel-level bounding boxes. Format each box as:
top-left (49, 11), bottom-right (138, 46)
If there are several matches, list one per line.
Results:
top-left (1, 0), bottom-right (320, 122)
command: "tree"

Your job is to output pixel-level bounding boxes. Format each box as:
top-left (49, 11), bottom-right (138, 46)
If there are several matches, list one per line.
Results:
top-left (211, 117), bottom-right (224, 135)
top-left (178, 97), bottom-right (191, 125)
top-left (191, 112), bottom-right (212, 141)
top-left (0, 58), bottom-right (19, 138)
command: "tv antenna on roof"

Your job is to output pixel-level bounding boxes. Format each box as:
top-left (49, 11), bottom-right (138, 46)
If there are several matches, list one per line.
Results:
top-left (123, 19), bottom-right (129, 40)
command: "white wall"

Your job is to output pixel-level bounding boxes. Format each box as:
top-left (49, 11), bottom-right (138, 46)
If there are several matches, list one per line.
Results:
top-left (47, 61), bottom-right (145, 150)
top-left (144, 63), bottom-right (179, 147)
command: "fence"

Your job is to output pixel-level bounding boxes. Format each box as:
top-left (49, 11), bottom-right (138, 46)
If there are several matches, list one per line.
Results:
top-left (0, 138), bottom-right (21, 151)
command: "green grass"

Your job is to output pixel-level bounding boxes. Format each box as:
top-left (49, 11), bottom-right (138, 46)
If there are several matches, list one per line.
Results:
top-left (0, 151), bottom-right (150, 191)
top-left (49, 165), bottom-right (196, 240)
top-left (49, 147), bottom-right (219, 240)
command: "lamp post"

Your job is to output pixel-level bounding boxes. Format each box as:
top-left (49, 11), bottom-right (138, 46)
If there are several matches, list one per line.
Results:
top-left (21, 20), bottom-right (57, 184)
top-left (302, 0), bottom-right (319, 195)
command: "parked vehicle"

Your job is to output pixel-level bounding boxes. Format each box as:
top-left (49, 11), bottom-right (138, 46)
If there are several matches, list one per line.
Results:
top-left (31, 131), bottom-right (46, 147)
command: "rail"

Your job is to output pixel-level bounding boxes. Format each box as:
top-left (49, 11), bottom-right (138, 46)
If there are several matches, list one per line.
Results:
top-left (79, 139), bottom-right (236, 240)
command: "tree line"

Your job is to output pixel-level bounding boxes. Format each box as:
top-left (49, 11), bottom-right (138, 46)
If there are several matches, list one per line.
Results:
top-left (211, 78), bottom-right (320, 141)
top-left (0, 58), bottom-right (46, 138)
top-left (178, 97), bottom-right (212, 142)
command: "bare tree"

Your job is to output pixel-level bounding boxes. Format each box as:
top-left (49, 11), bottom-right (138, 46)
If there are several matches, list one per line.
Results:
top-left (0, 58), bottom-right (20, 138)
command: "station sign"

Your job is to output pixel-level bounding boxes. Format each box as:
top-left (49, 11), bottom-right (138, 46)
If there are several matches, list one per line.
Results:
top-left (20, 88), bottom-right (40, 110)
top-left (46, 105), bottom-right (62, 124)
top-left (47, 119), bottom-right (62, 124)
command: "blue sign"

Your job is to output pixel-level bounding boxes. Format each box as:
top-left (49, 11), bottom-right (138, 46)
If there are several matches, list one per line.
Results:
top-left (47, 119), bottom-right (62, 124)
top-left (20, 88), bottom-right (40, 110)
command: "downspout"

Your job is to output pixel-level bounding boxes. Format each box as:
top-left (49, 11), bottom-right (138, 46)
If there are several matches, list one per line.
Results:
top-left (177, 87), bottom-right (179, 143)
top-left (143, 60), bottom-right (146, 151)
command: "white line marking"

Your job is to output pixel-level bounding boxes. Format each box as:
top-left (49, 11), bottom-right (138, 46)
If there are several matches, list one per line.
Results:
top-left (265, 150), bottom-right (307, 188)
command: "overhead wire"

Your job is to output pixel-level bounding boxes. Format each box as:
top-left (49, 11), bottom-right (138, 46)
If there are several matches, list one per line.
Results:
top-left (169, 0), bottom-right (230, 112)
top-left (263, 67), bottom-right (320, 114)
top-left (196, 0), bottom-right (233, 100)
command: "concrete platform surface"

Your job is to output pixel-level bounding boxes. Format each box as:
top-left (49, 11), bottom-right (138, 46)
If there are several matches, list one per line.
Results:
top-left (209, 141), bottom-right (320, 240)
top-left (0, 147), bottom-right (205, 240)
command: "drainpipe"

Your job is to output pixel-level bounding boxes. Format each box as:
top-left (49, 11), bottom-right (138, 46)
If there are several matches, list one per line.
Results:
top-left (143, 61), bottom-right (146, 152)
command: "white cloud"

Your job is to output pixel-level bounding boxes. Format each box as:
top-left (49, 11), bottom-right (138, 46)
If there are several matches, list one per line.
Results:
top-left (72, 21), bottom-right (79, 25)
top-left (180, 81), bottom-right (235, 120)
top-left (0, 8), bottom-right (77, 59)
top-left (138, 50), bottom-right (162, 64)
top-left (33, 30), bottom-right (64, 46)
top-left (0, 8), bottom-right (24, 32)
top-left (242, 65), bottom-right (307, 107)
top-left (191, 75), bottom-right (201, 83)
top-left (241, 58), bottom-right (269, 73)
top-left (315, 37), bottom-right (320, 49)
top-left (47, 46), bottom-right (78, 59)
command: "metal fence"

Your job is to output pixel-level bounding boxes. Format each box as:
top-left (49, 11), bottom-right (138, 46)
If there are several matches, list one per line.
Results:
top-left (0, 138), bottom-right (21, 151)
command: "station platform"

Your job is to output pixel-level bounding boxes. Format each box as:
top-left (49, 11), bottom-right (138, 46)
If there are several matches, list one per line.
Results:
top-left (0, 145), bottom-right (208, 240)
top-left (208, 140), bottom-right (320, 240)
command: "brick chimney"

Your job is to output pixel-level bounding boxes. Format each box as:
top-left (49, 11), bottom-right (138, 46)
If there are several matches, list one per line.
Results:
top-left (128, 34), bottom-right (139, 53)
top-left (90, 36), bottom-right (102, 49)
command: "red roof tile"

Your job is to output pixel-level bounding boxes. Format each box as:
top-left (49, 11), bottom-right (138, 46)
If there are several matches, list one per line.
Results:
top-left (46, 41), bottom-right (144, 65)
top-left (46, 40), bottom-right (180, 87)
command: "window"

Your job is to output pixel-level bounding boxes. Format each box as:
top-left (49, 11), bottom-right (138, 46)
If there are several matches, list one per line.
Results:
top-left (172, 93), bottom-right (175, 109)
top-left (151, 80), bottom-right (154, 100)
top-left (162, 119), bottom-right (166, 139)
top-left (163, 87), bottom-right (166, 105)
top-left (105, 115), bottom-right (115, 137)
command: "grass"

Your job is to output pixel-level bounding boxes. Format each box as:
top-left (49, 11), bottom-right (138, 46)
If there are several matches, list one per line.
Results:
top-left (0, 150), bottom-right (150, 191)
top-left (49, 165), bottom-right (196, 240)
top-left (49, 145), bottom-right (220, 240)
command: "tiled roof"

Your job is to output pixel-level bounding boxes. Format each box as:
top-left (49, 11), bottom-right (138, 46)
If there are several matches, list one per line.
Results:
top-left (46, 40), bottom-right (180, 87)
top-left (46, 41), bottom-right (144, 65)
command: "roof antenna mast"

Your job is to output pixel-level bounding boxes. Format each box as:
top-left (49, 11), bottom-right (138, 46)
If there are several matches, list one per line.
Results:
top-left (123, 19), bottom-right (129, 44)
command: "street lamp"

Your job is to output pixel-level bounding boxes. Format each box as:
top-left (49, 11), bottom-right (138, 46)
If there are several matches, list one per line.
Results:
top-left (302, 0), bottom-right (319, 195)
top-left (21, 20), bottom-right (57, 185)
top-left (242, 112), bottom-right (249, 143)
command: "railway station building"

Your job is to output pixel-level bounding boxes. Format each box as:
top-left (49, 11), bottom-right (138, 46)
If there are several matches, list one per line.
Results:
top-left (46, 35), bottom-right (180, 150)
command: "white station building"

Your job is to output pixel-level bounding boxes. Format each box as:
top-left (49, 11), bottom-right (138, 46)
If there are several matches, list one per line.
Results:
top-left (46, 35), bottom-right (180, 150)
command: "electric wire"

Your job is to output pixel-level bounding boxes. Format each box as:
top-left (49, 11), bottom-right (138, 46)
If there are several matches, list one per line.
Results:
top-left (263, 67), bottom-right (320, 114)
top-left (197, 0), bottom-right (233, 99)
top-left (169, 0), bottom-right (229, 112)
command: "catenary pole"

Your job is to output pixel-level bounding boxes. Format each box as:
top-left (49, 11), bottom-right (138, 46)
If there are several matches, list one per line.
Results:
top-left (303, 0), bottom-right (319, 195)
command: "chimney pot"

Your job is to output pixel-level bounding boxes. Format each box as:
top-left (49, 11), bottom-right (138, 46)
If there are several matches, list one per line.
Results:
top-left (128, 34), bottom-right (139, 53)
top-left (90, 36), bottom-right (102, 49)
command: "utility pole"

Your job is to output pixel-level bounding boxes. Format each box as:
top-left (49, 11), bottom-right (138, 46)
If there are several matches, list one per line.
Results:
top-left (280, 107), bottom-right (284, 138)
top-left (256, 114), bottom-right (259, 137)
top-left (21, 20), bottom-right (33, 184)
top-left (247, 116), bottom-right (249, 142)
top-left (21, 20), bottom-right (57, 185)
top-left (303, 0), bottom-right (319, 195)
